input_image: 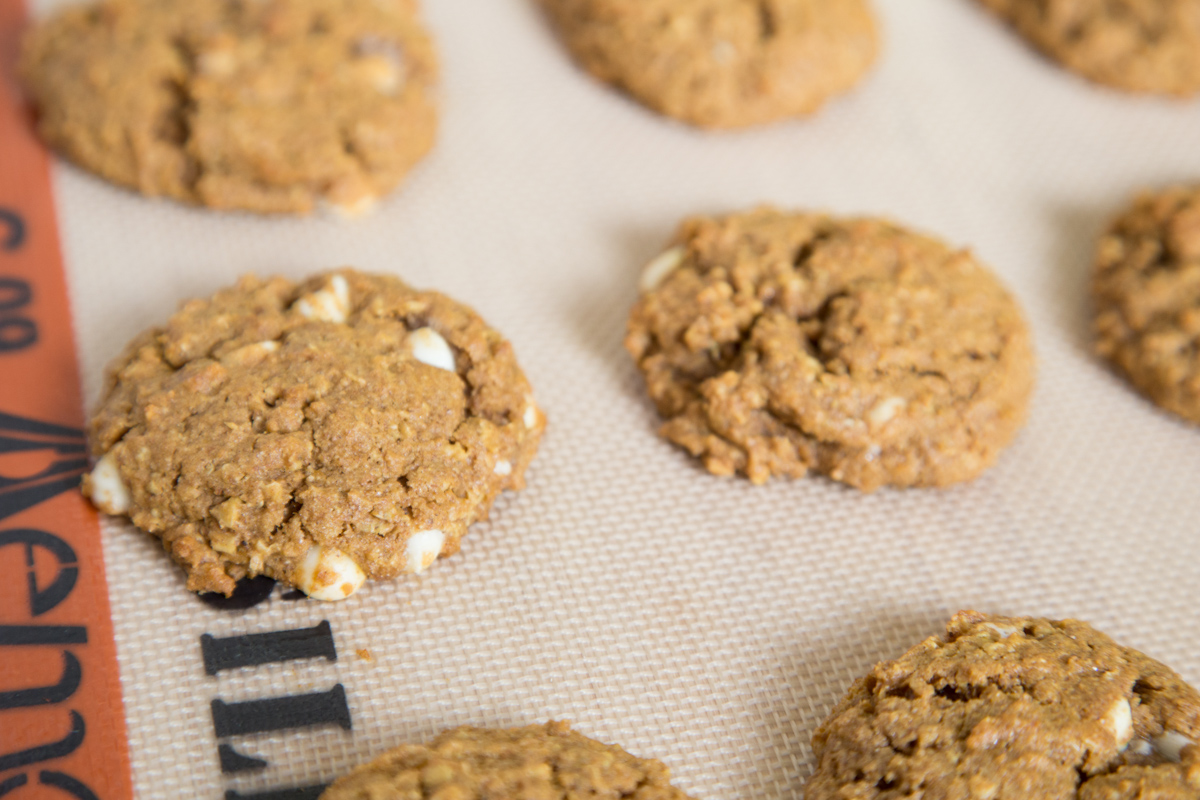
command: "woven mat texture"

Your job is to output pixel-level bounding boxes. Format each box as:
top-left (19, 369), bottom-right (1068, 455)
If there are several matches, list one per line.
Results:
top-left (30, 0), bottom-right (1200, 796)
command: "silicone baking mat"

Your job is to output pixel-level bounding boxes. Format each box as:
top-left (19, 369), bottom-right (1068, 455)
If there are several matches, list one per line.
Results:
top-left (2, 0), bottom-right (1199, 798)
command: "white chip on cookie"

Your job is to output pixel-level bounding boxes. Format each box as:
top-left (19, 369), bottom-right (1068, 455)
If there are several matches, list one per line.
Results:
top-left (1153, 730), bottom-right (1194, 762)
top-left (221, 340), bottom-right (279, 367)
top-left (1103, 697), bottom-right (1133, 748)
top-left (868, 396), bottom-right (906, 428)
top-left (410, 327), bottom-right (456, 372)
top-left (294, 275), bottom-right (352, 323)
top-left (524, 405), bottom-right (538, 429)
top-left (1127, 738), bottom-right (1153, 756)
top-left (355, 37), bottom-right (407, 95)
top-left (294, 545), bottom-right (366, 601)
top-left (494, 459), bottom-right (512, 476)
top-left (404, 529), bottom-right (444, 574)
top-left (320, 194), bottom-right (378, 220)
top-left (983, 622), bottom-right (1019, 639)
top-left (88, 454), bottom-right (131, 515)
top-left (639, 246), bottom-right (685, 293)
top-left (197, 48), bottom-right (237, 78)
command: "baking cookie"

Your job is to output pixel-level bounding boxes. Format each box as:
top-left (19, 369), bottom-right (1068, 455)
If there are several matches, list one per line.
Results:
top-left (19, 0), bottom-right (437, 215)
top-left (625, 208), bottom-right (1034, 491)
top-left (539, 0), bottom-right (878, 129)
top-left (82, 269), bottom-right (544, 599)
top-left (976, 0), bottom-right (1200, 96)
top-left (1093, 186), bottom-right (1200, 424)
top-left (320, 721), bottom-right (696, 800)
top-left (807, 611), bottom-right (1200, 799)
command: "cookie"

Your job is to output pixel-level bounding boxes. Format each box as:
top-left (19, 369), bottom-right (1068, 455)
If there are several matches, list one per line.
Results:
top-left (807, 611), bottom-right (1200, 799)
top-left (624, 208), bottom-right (1034, 491)
top-left (320, 721), bottom-right (696, 800)
top-left (82, 269), bottom-right (544, 599)
top-left (539, 0), bottom-right (878, 129)
top-left (1093, 186), bottom-right (1200, 424)
top-left (19, 0), bottom-right (437, 215)
top-left (976, 0), bottom-right (1200, 96)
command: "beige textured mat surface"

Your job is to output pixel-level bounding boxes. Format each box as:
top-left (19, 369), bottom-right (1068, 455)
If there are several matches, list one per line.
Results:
top-left (30, 0), bottom-right (1200, 796)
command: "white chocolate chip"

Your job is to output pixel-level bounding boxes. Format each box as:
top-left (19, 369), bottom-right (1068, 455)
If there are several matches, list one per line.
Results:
top-left (359, 55), bottom-right (402, 94)
top-left (494, 460), bottom-right (512, 476)
top-left (868, 396), bottom-right (907, 428)
top-left (1153, 730), bottom-right (1194, 762)
top-left (524, 405), bottom-right (537, 429)
top-left (355, 37), bottom-right (406, 95)
top-left (404, 529), bottom-right (444, 574)
top-left (983, 623), bottom-right (1019, 639)
top-left (319, 194), bottom-right (378, 219)
top-left (292, 545), bottom-right (366, 601)
top-left (221, 340), bottom-right (279, 367)
top-left (410, 327), bottom-right (456, 372)
top-left (197, 49), bottom-right (237, 78)
top-left (293, 275), bottom-right (351, 323)
top-left (1104, 698), bottom-right (1134, 748)
top-left (88, 455), bottom-right (130, 515)
top-left (1128, 738), bottom-right (1154, 757)
top-left (639, 246), bottom-right (685, 293)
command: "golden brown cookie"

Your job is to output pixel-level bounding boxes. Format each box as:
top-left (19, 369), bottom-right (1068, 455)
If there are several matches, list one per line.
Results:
top-left (1093, 186), bottom-right (1200, 425)
top-left (976, 0), bottom-right (1200, 96)
top-left (625, 208), bottom-right (1034, 491)
top-left (539, 0), bottom-right (878, 129)
top-left (808, 611), bottom-right (1200, 800)
top-left (82, 269), bottom-right (544, 599)
top-left (320, 722), bottom-right (696, 800)
top-left (20, 0), bottom-right (437, 215)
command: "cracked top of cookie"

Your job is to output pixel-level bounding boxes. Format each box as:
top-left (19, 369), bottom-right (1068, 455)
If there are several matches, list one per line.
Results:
top-left (83, 270), bottom-right (544, 598)
top-left (541, 0), bottom-right (877, 129)
top-left (1093, 185), bottom-right (1200, 425)
top-left (319, 722), bottom-right (696, 800)
top-left (976, 0), bottom-right (1200, 96)
top-left (807, 611), bottom-right (1200, 800)
top-left (625, 208), bottom-right (1034, 491)
top-left (20, 0), bottom-right (437, 215)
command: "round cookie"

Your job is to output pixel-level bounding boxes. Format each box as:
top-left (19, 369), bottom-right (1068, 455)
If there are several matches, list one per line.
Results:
top-left (625, 208), bottom-right (1034, 491)
top-left (539, 0), bottom-right (878, 129)
top-left (320, 721), bottom-right (696, 800)
top-left (1093, 186), bottom-right (1200, 424)
top-left (82, 269), bottom-right (544, 599)
top-left (976, 0), bottom-right (1200, 96)
top-left (19, 0), bottom-right (437, 215)
top-left (807, 611), bottom-right (1200, 799)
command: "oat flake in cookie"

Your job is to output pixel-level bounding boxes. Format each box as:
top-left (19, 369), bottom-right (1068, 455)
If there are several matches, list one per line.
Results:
top-left (625, 208), bottom-right (1034, 491)
top-left (19, 0), bottom-right (437, 215)
top-left (976, 0), bottom-right (1200, 96)
top-left (807, 611), bottom-right (1200, 799)
top-left (539, 0), bottom-right (878, 129)
top-left (82, 270), bottom-right (544, 600)
top-left (1093, 186), bottom-right (1200, 425)
top-left (320, 721), bottom-right (697, 800)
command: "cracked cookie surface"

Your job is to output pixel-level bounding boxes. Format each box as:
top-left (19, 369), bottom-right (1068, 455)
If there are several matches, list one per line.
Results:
top-left (976, 0), bottom-right (1200, 96)
top-left (807, 611), bottom-right (1200, 800)
top-left (625, 208), bottom-right (1033, 491)
top-left (1093, 185), bottom-right (1200, 424)
top-left (82, 269), bottom-right (544, 598)
top-left (320, 721), bottom-right (696, 800)
top-left (539, 0), bottom-right (878, 129)
top-left (19, 0), bottom-right (437, 214)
